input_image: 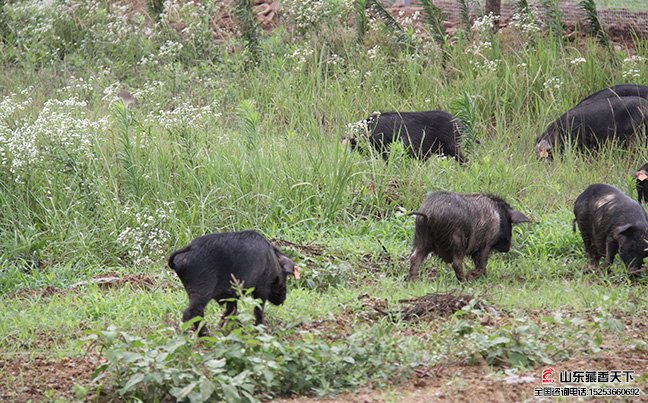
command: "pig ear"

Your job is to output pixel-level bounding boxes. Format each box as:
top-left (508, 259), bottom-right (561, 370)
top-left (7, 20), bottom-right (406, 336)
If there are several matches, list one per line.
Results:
top-left (613, 224), bottom-right (634, 239)
top-left (280, 258), bottom-right (293, 269)
top-left (509, 209), bottom-right (531, 224)
top-left (636, 170), bottom-right (648, 182)
top-left (537, 139), bottom-right (552, 150)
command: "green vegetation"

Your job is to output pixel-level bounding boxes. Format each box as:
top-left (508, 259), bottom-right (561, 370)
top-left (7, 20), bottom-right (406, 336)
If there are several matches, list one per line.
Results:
top-left (596, 0), bottom-right (647, 11)
top-left (0, 0), bottom-right (647, 401)
top-left (579, 0), bottom-right (611, 51)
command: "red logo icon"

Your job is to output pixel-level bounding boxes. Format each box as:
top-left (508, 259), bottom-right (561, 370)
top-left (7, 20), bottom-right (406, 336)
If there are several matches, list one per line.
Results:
top-left (542, 367), bottom-right (555, 384)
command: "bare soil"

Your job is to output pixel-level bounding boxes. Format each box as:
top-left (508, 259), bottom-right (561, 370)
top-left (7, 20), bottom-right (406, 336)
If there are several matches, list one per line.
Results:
top-left (1, 331), bottom-right (646, 402)
top-left (400, 292), bottom-right (487, 320)
top-left (2, 284), bottom-right (646, 402)
top-left (0, 355), bottom-right (102, 402)
top-left (278, 353), bottom-right (648, 403)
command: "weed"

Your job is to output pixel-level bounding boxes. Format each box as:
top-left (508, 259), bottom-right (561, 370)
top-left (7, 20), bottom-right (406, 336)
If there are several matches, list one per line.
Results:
top-left (89, 294), bottom-right (418, 402)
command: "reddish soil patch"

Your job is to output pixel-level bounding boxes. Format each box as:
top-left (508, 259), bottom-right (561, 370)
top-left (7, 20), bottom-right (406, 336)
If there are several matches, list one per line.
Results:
top-left (3, 336), bottom-right (646, 402)
top-left (0, 355), bottom-right (102, 402)
top-left (291, 294), bottom-right (389, 341)
top-left (400, 293), bottom-right (487, 320)
top-left (277, 352), bottom-right (648, 402)
top-left (295, 318), bottom-right (352, 342)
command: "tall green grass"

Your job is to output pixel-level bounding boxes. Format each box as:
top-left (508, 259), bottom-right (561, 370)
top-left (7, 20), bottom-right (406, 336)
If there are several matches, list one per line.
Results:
top-left (0, 0), bottom-right (646, 289)
top-left (0, 4), bottom-right (646, 383)
top-left (1, 3), bottom-right (647, 401)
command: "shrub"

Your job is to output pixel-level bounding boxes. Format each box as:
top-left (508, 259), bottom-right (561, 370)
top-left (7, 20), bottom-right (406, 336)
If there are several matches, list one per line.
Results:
top-left (89, 293), bottom-right (418, 402)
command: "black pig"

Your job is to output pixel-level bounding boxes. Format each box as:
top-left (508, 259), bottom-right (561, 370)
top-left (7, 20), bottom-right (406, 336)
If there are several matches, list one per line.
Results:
top-left (408, 192), bottom-right (530, 282)
top-left (344, 111), bottom-right (467, 163)
top-left (535, 96), bottom-right (648, 159)
top-left (635, 163), bottom-right (648, 203)
top-left (573, 184), bottom-right (648, 275)
top-left (168, 230), bottom-right (299, 335)
top-left (576, 84), bottom-right (648, 107)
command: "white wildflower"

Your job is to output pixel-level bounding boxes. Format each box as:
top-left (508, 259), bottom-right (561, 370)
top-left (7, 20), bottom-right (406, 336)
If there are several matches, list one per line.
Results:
top-left (327, 53), bottom-right (343, 66)
top-left (287, 46), bottom-right (314, 65)
top-left (367, 45), bottom-right (380, 60)
top-left (471, 12), bottom-right (498, 36)
top-left (621, 55), bottom-right (645, 79)
top-left (0, 96), bottom-right (105, 181)
top-left (158, 40), bottom-right (184, 59)
top-left (543, 77), bottom-right (563, 90)
top-left (147, 101), bottom-right (219, 130)
top-left (623, 55), bottom-right (646, 64)
top-left (510, 11), bottom-right (540, 34)
top-left (622, 68), bottom-right (641, 79)
top-left (102, 82), bottom-right (122, 106)
top-left (115, 202), bottom-right (174, 266)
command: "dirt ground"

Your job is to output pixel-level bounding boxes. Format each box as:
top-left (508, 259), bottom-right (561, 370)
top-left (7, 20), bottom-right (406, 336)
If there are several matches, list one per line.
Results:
top-left (276, 353), bottom-right (648, 403)
top-left (2, 282), bottom-right (647, 402)
top-left (0, 355), bottom-right (102, 402)
top-left (1, 345), bottom-right (646, 402)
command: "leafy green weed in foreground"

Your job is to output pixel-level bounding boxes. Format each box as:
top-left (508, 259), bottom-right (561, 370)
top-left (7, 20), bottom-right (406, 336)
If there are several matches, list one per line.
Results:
top-left (88, 294), bottom-right (418, 402)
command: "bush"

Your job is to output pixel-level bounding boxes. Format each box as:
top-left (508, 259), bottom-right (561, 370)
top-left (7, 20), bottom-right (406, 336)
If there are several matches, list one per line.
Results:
top-left (89, 294), bottom-right (418, 402)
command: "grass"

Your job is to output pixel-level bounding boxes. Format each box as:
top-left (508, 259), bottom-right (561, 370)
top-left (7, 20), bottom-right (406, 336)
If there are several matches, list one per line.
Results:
top-left (0, 0), bottom-right (647, 401)
top-left (596, 0), bottom-right (648, 11)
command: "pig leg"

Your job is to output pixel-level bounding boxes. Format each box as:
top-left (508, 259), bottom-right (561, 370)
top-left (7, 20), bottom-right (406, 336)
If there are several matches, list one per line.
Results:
top-left (451, 256), bottom-right (466, 282)
top-left (219, 301), bottom-right (238, 325)
top-left (579, 230), bottom-right (600, 269)
top-left (586, 254), bottom-right (601, 271)
top-left (408, 247), bottom-right (428, 281)
top-left (183, 295), bottom-right (210, 336)
top-left (408, 220), bottom-right (434, 281)
top-left (254, 301), bottom-right (266, 325)
top-left (603, 238), bottom-right (619, 275)
top-left (468, 248), bottom-right (491, 280)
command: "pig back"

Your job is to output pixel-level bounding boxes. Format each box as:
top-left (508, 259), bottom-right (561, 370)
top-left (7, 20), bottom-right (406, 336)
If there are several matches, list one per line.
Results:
top-left (462, 195), bottom-right (505, 254)
top-left (170, 231), bottom-right (282, 300)
top-left (576, 184), bottom-right (648, 249)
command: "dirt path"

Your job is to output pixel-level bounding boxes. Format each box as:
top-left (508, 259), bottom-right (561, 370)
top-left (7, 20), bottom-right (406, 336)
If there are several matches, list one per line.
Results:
top-left (2, 350), bottom-right (646, 402)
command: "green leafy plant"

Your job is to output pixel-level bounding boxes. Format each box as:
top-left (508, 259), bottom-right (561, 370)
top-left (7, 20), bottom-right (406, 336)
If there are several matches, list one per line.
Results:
top-left (541, 0), bottom-right (564, 43)
top-left (578, 0), bottom-right (610, 50)
top-left (419, 0), bottom-right (449, 61)
top-left (457, 0), bottom-right (473, 34)
top-left (238, 99), bottom-right (261, 151)
top-left (0, 0), bottom-right (8, 43)
top-left (233, 0), bottom-right (260, 66)
top-left (89, 293), bottom-right (418, 402)
top-left (451, 305), bottom-right (620, 369)
top-left (466, 321), bottom-right (553, 367)
top-left (368, 0), bottom-right (409, 46)
top-left (449, 92), bottom-right (478, 156)
top-left (147, 0), bottom-right (165, 21)
top-left (354, 0), bottom-right (368, 43)
top-left (298, 255), bottom-right (351, 291)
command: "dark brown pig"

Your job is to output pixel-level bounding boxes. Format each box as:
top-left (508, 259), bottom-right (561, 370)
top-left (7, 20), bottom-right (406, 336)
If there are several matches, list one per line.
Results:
top-left (408, 192), bottom-right (530, 282)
